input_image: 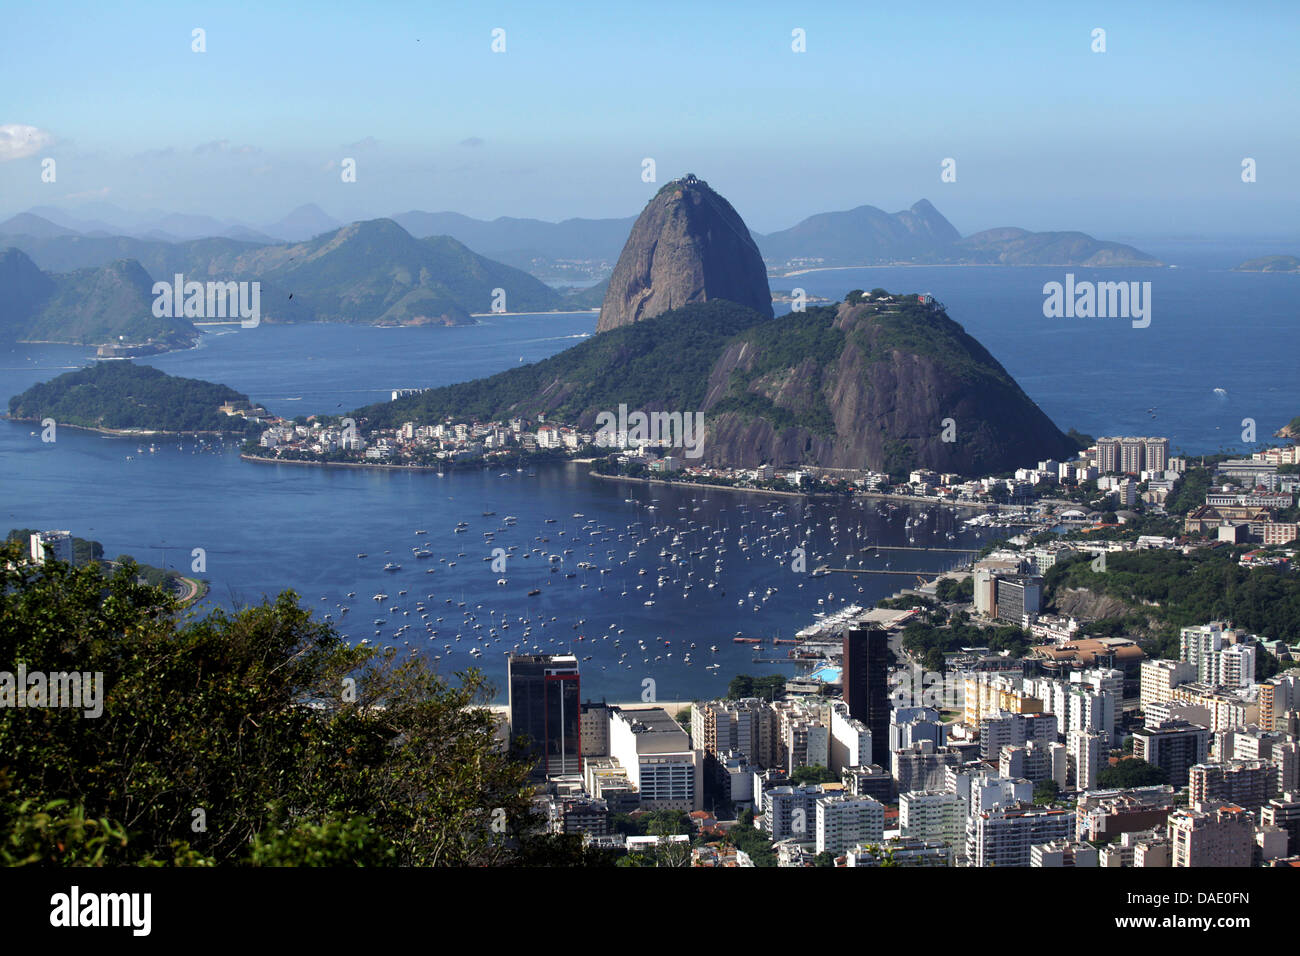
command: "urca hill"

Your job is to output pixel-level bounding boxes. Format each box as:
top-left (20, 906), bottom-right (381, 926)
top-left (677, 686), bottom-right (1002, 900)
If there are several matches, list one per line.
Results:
top-left (363, 292), bottom-right (1079, 475)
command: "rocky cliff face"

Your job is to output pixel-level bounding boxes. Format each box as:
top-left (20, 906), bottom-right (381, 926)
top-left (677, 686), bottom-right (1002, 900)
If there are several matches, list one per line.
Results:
top-left (697, 296), bottom-right (1079, 474)
top-left (597, 175), bottom-right (772, 333)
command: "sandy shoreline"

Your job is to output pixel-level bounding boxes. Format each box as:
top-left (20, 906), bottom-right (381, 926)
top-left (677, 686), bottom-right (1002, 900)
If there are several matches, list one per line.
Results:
top-left (588, 470), bottom-right (995, 510)
top-left (4, 417), bottom-right (242, 438)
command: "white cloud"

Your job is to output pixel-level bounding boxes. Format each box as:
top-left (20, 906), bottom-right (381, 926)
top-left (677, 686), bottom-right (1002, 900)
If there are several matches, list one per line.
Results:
top-left (0, 124), bottom-right (54, 161)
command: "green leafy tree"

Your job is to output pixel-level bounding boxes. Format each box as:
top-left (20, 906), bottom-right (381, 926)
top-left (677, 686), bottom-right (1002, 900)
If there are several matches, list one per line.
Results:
top-left (0, 540), bottom-right (541, 866)
top-left (790, 765), bottom-right (838, 786)
top-left (1098, 759), bottom-right (1169, 789)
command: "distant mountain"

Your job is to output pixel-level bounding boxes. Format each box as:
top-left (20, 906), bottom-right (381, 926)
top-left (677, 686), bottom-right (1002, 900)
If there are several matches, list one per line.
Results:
top-left (25, 205), bottom-right (132, 236)
top-left (561, 278), bottom-right (609, 310)
top-left (387, 196), bottom-right (1162, 275)
top-left (390, 210), bottom-right (635, 261)
top-left (597, 175), bottom-right (772, 333)
top-left (0, 230), bottom-right (264, 276)
top-left (7, 361), bottom-right (260, 434)
top-left (16, 206), bottom-right (275, 244)
top-left (4, 196), bottom-right (1164, 285)
top-left (953, 228), bottom-right (1161, 267)
top-left (201, 218), bottom-right (563, 323)
top-left (0, 213), bottom-right (80, 239)
top-left (0, 247), bottom-right (56, 339)
top-left (756, 199), bottom-right (962, 266)
top-left (0, 248), bottom-right (195, 347)
top-left (0, 219), bottom-right (567, 334)
top-left (261, 204), bottom-right (344, 242)
top-left (1234, 255), bottom-right (1300, 273)
top-left (756, 202), bottom-right (1160, 269)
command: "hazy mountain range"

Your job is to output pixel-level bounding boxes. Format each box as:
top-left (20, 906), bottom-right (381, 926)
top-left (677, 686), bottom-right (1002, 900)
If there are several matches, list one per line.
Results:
top-left (0, 190), bottom-right (1162, 348)
top-left (0, 219), bottom-right (564, 346)
top-left (2, 196), bottom-right (1162, 278)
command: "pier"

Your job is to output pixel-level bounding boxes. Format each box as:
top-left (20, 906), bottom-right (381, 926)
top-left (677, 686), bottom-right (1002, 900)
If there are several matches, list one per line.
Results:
top-left (861, 545), bottom-right (980, 554)
top-left (820, 567), bottom-right (951, 576)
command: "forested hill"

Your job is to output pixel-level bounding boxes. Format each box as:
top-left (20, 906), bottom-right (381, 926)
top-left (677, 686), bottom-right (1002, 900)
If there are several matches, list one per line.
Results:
top-left (356, 299), bottom-right (767, 429)
top-left (356, 291), bottom-right (1078, 475)
top-left (7, 361), bottom-right (263, 434)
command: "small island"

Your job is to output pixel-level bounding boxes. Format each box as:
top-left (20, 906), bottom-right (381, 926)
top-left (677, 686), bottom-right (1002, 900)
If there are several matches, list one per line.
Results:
top-left (6, 361), bottom-right (268, 436)
top-left (1233, 255), bottom-right (1300, 273)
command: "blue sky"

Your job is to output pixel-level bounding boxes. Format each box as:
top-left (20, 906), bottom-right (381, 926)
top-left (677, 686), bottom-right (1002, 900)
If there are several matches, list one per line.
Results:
top-left (2, 0), bottom-right (1298, 236)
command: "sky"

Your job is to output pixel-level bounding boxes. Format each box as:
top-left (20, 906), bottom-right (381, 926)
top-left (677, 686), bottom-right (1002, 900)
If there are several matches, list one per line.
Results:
top-left (2, 0), bottom-right (1299, 238)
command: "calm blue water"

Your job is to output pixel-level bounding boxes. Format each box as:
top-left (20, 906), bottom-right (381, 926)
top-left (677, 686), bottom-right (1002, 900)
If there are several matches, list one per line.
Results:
top-left (773, 239), bottom-right (1300, 454)
top-left (3, 252), bottom-right (1298, 699)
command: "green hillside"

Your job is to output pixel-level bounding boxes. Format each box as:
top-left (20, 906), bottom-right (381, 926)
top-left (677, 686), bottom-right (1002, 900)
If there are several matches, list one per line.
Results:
top-left (8, 361), bottom-right (262, 434)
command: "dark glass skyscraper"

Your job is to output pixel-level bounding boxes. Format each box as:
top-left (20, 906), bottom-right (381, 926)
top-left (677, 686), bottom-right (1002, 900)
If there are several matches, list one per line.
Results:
top-left (842, 625), bottom-right (890, 766)
top-left (507, 654), bottom-right (581, 778)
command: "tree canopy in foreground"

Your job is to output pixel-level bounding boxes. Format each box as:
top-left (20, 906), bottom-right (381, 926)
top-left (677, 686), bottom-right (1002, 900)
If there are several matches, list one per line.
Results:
top-left (0, 541), bottom-right (592, 866)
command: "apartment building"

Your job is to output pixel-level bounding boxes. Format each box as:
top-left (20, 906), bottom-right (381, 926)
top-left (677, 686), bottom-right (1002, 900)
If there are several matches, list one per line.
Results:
top-left (1168, 802), bottom-right (1254, 867)
top-left (815, 793), bottom-right (885, 855)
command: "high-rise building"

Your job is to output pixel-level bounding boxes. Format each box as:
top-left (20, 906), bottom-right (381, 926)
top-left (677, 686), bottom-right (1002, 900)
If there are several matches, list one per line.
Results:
top-left (843, 625), bottom-right (890, 766)
top-left (1180, 622), bottom-right (1256, 689)
top-left (1093, 437), bottom-right (1169, 475)
top-left (507, 654), bottom-right (581, 778)
top-left (1140, 659), bottom-right (1197, 709)
top-left (1068, 730), bottom-right (1107, 791)
top-left (1094, 438), bottom-right (1121, 474)
top-left (1189, 761), bottom-right (1270, 812)
top-left (890, 705), bottom-right (947, 752)
top-left (828, 701), bottom-right (873, 772)
top-left (1132, 720), bottom-right (1210, 788)
top-left (691, 698), bottom-right (776, 767)
top-left (980, 711), bottom-right (1058, 761)
top-left (580, 701), bottom-right (612, 758)
top-left (1262, 793), bottom-right (1300, 852)
top-left (1168, 802), bottom-right (1254, 867)
top-left (1145, 438), bottom-right (1170, 474)
top-left (1259, 672), bottom-right (1300, 731)
top-left (29, 530), bottom-right (74, 565)
top-left (609, 707), bottom-right (702, 812)
top-left (999, 740), bottom-right (1067, 787)
top-left (1120, 438), bottom-right (1146, 475)
top-left (994, 574), bottom-right (1043, 624)
top-left (900, 790), bottom-right (963, 847)
top-left (967, 804), bottom-right (1074, 868)
top-left (893, 740), bottom-right (963, 795)
top-left (763, 784), bottom-right (825, 842)
top-left (815, 793), bottom-right (885, 855)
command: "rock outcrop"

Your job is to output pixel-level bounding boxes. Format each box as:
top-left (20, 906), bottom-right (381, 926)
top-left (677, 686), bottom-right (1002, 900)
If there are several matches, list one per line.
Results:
top-left (597, 175), bottom-right (772, 333)
top-left (697, 295), bottom-right (1080, 474)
